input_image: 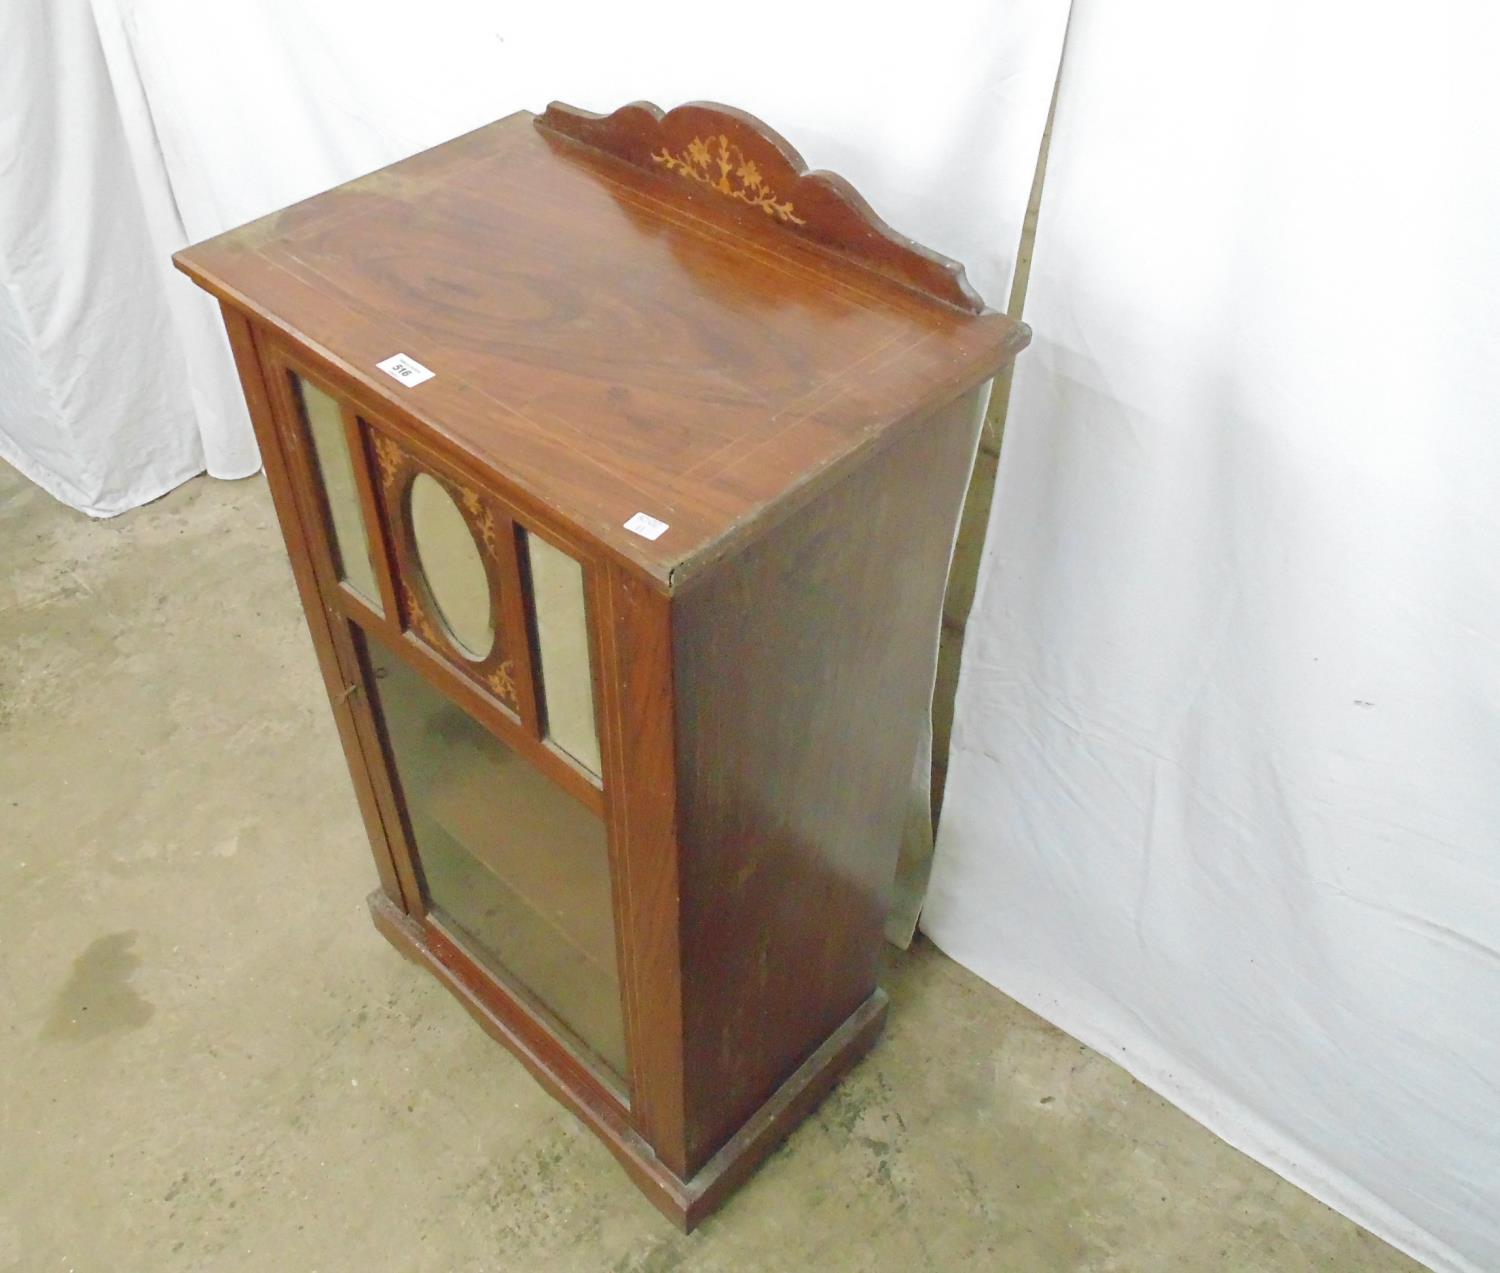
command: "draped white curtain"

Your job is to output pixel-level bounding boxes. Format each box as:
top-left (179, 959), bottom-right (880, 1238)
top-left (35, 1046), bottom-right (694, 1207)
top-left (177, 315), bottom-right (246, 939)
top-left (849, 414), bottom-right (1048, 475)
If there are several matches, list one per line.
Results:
top-left (925, 5), bottom-right (1500, 1271)
top-left (0, 0), bottom-right (241, 517)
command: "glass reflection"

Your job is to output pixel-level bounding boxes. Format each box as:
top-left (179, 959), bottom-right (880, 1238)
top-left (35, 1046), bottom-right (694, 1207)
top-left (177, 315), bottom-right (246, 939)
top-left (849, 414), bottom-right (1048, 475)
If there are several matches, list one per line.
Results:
top-left (295, 375), bottom-right (380, 609)
top-left (366, 638), bottom-right (627, 1079)
top-left (525, 532), bottom-right (602, 776)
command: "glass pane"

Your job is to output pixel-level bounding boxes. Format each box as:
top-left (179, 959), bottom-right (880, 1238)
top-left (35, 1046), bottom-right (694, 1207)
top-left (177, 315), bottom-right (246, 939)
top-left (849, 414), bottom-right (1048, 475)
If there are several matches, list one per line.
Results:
top-left (295, 375), bottom-right (380, 608)
top-left (365, 639), bottom-right (627, 1080)
top-left (525, 532), bottom-right (602, 776)
top-left (409, 473), bottom-right (493, 660)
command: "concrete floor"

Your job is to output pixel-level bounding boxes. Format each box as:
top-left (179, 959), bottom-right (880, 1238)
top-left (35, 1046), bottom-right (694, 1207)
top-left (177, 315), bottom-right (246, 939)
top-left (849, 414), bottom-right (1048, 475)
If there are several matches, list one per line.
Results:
top-left (0, 460), bottom-right (1422, 1273)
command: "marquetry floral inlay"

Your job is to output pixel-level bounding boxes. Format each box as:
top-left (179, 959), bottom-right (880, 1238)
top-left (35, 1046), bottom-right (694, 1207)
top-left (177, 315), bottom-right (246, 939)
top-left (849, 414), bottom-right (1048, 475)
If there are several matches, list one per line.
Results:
top-left (651, 134), bottom-right (806, 224)
top-left (372, 436), bottom-right (401, 490)
top-left (485, 660), bottom-right (517, 705)
top-left (457, 486), bottom-right (497, 551)
top-left (401, 581), bottom-right (441, 648)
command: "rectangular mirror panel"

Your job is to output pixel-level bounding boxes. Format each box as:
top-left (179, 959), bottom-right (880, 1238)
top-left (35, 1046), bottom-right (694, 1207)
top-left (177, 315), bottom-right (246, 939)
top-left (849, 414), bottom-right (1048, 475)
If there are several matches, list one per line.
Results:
top-left (293, 374), bottom-right (380, 609)
top-left (524, 532), bottom-right (602, 776)
top-left (363, 636), bottom-right (627, 1081)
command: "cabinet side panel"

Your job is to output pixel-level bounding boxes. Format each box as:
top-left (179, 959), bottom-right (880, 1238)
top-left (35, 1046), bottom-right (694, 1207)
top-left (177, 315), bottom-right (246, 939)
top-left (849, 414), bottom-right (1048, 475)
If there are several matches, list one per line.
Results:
top-left (598, 565), bottom-right (689, 1175)
top-left (673, 385), bottom-right (988, 1172)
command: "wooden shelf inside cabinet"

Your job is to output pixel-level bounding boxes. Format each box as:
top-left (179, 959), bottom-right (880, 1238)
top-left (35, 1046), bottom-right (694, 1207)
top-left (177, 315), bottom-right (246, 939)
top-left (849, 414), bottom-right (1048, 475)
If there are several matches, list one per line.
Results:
top-left (174, 98), bottom-right (1029, 1231)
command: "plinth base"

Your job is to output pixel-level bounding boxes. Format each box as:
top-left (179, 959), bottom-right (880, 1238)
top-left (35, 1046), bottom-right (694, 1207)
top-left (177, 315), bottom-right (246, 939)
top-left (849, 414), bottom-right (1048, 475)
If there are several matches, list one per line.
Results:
top-left (369, 889), bottom-right (888, 1230)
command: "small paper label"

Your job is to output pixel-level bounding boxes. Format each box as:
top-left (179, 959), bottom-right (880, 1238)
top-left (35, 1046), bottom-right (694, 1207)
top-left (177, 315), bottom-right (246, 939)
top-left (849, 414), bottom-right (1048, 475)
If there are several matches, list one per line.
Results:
top-left (623, 512), bottom-right (669, 541)
top-left (376, 353), bottom-right (435, 387)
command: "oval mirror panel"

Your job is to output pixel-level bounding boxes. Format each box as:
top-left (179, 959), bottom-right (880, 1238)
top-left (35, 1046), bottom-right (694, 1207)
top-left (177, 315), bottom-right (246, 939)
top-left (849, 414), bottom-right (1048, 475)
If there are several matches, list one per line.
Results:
top-left (408, 473), bottom-right (494, 660)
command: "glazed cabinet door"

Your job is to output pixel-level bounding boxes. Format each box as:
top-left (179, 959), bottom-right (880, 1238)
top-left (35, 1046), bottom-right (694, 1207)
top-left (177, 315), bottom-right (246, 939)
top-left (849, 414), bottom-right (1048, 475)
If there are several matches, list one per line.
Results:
top-left (265, 344), bottom-right (630, 1093)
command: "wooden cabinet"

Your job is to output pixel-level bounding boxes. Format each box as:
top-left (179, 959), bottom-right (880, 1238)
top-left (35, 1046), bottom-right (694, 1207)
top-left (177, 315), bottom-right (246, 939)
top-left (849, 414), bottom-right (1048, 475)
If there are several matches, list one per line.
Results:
top-left (175, 100), bottom-right (1028, 1229)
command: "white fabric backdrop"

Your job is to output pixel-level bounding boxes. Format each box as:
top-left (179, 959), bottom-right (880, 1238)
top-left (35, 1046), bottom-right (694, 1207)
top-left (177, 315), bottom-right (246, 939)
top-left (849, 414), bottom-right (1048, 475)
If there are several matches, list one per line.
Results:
top-left (0, 0), bottom-right (227, 517)
top-left (87, 0), bottom-right (259, 485)
top-left (925, 4), bottom-right (1500, 1272)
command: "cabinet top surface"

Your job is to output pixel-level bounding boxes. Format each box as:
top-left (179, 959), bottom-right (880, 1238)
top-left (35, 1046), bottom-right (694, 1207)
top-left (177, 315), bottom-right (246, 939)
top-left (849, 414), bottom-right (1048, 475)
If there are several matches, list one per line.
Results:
top-left (177, 106), bottom-right (1026, 586)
